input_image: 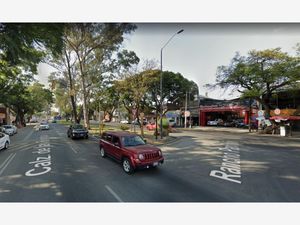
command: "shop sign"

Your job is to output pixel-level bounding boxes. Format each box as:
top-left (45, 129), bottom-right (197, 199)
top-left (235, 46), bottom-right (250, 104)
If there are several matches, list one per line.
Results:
top-left (274, 108), bottom-right (281, 115)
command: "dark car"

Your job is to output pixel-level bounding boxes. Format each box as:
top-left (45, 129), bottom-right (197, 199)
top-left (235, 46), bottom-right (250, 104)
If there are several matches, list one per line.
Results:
top-left (67, 124), bottom-right (89, 139)
top-left (99, 131), bottom-right (164, 174)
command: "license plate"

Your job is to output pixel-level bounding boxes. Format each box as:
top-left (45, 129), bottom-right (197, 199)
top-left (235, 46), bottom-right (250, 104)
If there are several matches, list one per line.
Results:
top-left (153, 162), bottom-right (158, 166)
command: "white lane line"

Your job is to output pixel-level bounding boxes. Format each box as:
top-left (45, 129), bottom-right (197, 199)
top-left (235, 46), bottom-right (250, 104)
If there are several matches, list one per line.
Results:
top-left (0, 153), bottom-right (14, 170)
top-left (23, 128), bottom-right (35, 141)
top-left (67, 143), bottom-right (78, 154)
top-left (105, 185), bottom-right (124, 202)
top-left (0, 153), bottom-right (16, 176)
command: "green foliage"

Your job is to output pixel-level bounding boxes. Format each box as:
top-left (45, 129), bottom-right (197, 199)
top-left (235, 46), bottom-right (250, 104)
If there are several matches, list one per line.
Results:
top-left (161, 118), bottom-right (169, 129)
top-left (210, 47), bottom-right (300, 115)
top-left (120, 125), bottom-right (129, 131)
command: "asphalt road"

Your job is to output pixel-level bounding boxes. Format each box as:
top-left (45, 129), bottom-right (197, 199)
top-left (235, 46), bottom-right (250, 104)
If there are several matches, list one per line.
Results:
top-left (0, 123), bottom-right (299, 202)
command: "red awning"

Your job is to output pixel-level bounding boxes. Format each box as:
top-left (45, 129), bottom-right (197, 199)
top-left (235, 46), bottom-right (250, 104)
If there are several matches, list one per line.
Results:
top-left (270, 116), bottom-right (300, 121)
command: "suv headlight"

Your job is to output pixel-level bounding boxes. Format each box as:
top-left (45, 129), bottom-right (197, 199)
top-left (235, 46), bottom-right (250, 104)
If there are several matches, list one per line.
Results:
top-left (138, 154), bottom-right (145, 160)
top-left (158, 150), bottom-right (162, 156)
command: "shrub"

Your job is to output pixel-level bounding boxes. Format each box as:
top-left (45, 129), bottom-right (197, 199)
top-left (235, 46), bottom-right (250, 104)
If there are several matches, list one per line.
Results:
top-left (120, 125), bottom-right (129, 131)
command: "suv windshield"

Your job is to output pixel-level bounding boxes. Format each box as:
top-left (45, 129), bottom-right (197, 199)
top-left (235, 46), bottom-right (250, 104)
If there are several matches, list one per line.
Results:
top-left (122, 135), bottom-right (145, 147)
top-left (73, 124), bottom-right (84, 129)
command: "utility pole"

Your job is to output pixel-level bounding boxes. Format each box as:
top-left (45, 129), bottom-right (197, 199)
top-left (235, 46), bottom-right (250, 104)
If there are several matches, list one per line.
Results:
top-left (248, 98), bottom-right (252, 133)
top-left (184, 92), bottom-right (187, 128)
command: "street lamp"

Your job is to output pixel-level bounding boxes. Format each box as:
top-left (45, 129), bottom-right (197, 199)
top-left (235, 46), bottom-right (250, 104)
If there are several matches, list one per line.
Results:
top-left (159, 29), bottom-right (184, 139)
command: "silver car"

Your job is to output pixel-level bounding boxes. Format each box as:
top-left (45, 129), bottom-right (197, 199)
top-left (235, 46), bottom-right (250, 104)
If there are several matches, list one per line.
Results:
top-left (1, 125), bottom-right (15, 136)
top-left (0, 132), bottom-right (10, 150)
top-left (39, 122), bottom-right (50, 130)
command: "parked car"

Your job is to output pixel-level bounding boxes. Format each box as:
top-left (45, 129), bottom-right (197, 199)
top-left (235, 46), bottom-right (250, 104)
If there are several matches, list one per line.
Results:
top-left (39, 122), bottom-right (50, 130)
top-left (223, 121), bottom-right (235, 127)
top-left (207, 118), bottom-right (224, 126)
top-left (167, 119), bottom-right (176, 127)
top-left (146, 122), bottom-right (156, 131)
top-left (0, 132), bottom-right (10, 150)
top-left (99, 131), bottom-right (164, 174)
top-left (207, 119), bottom-right (219, 126)
top-left (67, 124), bottom-right (89, 139)
top-left (1, 125), bottom-right (15, 136)
top-left (120, 120), bottom-right (129, 124)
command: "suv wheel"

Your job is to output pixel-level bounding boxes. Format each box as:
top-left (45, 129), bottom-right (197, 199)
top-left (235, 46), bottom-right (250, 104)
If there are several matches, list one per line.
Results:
top-left (122, 158), bottom-right (134, 174)
top-left (4, 141), bottom-right (9, 149)
top-left (100, 146), bottom-right (106, 158)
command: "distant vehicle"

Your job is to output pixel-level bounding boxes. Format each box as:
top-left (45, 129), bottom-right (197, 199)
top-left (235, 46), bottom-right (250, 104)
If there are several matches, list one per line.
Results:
top-left (1, 125), bottom-right (15, 136)
top-left (167, 118), bottom-right (176, 127)
top-left (207, 119), bottom-right (219, 126)
top-left (39, 122), bottom-right (50, 130)
top-left (120, 120), bottom-right (129, 124)
top-left (30, 118), bottom-right (38, 123)
top-left (233, 119), bottom-right (246, 128)
top-left (132, 120), bottom-right (140, 125)
top-left (0, 132), bottom-right (10, 150)
top-left (223, 121), bottom-right (235, 127)
top-left (99, 131), bottom-right (164, 174)
top-left (146, 122), bottom-right (156, 131)
top-left (67, 124), bottom-right (88, 139)
top-left (207, 119), bottom-right (223, 126)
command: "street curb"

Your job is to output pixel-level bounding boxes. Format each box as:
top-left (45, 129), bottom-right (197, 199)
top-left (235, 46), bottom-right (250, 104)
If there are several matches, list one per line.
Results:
top-left (151, 136), bottom-right (180, 147)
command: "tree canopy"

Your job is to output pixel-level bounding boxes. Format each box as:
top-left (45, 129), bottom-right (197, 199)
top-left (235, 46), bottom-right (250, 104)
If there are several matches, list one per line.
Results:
top-left (210, 47), bottom-right (300, 116)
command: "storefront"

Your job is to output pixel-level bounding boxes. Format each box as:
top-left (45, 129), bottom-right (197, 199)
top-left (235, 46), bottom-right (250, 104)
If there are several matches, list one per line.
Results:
top-left (199, 105), bottom-right (251, 126)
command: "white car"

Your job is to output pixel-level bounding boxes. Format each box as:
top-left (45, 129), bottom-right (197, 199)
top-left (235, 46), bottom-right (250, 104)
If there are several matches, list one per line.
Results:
top-left (1, 125), bottom-right (15, 136)
top-left (207, 120), bottom-right (219, 126)
top-left (39, 122), bottom-right (50, 130)
top-left (120, 120), bottom-right (129, 124)
top-left (0, 132), bottom-right (10, 150)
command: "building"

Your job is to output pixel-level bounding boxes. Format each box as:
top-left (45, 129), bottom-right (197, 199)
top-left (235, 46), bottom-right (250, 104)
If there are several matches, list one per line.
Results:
top-left (199, 97), bottom-right (256, 126)
top-left (0, 104), bottom-right (14, 125)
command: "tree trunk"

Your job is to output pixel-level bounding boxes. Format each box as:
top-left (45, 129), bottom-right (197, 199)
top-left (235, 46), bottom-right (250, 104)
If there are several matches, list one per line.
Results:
top-left (65, 49), bottom-right (78, 124)
top-left (77, 57), bottom-right (90, 129)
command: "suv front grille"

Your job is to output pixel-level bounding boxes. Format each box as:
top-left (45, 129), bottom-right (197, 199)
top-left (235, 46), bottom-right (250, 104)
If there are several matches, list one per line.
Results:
top-left (144, 152), bottom-right (159, 160)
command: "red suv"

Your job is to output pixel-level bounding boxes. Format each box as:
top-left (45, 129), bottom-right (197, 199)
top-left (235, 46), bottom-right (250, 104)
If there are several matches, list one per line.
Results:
top-left (99, 131), bottom-right (164, 174)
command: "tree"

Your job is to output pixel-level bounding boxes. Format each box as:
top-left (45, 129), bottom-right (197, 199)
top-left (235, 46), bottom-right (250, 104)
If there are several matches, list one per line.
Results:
top-left (116, 69), bottom-right (199, 122)
top-left (210, 48), bottom-right (300, 117)
top-left (65, 23), bottom-right (137, 129)
top-left (0, 23), bottom-right (65, 126)
top-left (26, 82), bottom-right (53, 120)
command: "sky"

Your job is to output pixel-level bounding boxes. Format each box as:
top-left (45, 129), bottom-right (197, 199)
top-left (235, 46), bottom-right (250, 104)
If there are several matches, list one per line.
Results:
top-left (37, 23), bottom-right (300, 100)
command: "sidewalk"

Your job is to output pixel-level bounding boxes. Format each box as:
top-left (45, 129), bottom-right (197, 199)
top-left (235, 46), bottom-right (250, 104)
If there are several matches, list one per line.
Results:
top-left (176, 126), bottom-right (300, 139)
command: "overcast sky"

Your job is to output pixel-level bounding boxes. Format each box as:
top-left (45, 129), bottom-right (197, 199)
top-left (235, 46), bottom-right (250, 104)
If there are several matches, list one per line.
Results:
top-left (38, 23), bottom-right (300, 99)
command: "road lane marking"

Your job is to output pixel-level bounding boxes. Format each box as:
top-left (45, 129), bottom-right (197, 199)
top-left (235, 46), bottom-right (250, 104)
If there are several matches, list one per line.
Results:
top-left (65, 142), bottom-right (78, 154)
top-left (0, 153), bottom-right (16, 176)
top-left (23, 128), bottom-right (35, 141)
top-left (25, 135), bottom-right (52, 177)
top-left (69, 145), bottom-right (78, 154)
top-left (209, 142), bottom-right (242, 184)
top-left (0, 153), bottom-right (15, 170)
top-left (105, 185), bottom-right (124, 202)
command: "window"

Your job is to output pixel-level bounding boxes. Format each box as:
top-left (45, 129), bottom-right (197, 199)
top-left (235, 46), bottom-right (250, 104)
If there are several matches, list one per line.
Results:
top-left (121, 135), bottom-right (145, 147)
top-left (106, 134), bottom-right (112, 142)
top-left (0, 133), bottom-right (4, 138)
top-left (112, 136), bottom-right (120, 146)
